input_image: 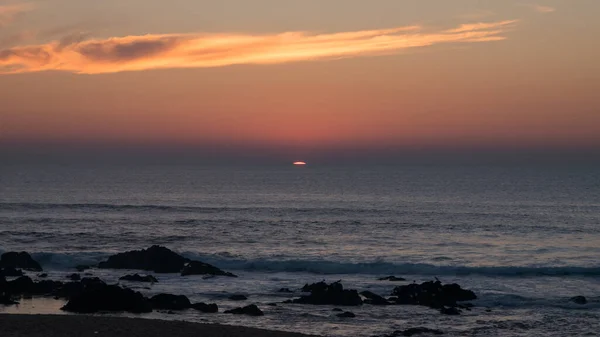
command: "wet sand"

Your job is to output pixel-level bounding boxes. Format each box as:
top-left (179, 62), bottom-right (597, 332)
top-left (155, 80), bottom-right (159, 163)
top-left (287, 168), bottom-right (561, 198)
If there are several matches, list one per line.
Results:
top-left (0, 314), bottom-right (317, 337)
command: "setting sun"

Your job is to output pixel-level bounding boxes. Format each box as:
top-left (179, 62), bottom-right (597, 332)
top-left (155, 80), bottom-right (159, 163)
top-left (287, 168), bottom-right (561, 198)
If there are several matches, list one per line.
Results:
top-left (293, 162), bottom-right (307, 166)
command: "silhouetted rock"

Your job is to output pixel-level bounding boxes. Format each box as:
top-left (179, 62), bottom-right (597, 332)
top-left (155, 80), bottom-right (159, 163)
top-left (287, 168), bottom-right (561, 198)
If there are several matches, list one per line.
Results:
top-left (360, 291), bottom-right (390, 305)
top-left (1, 294), bottom-right (18, 305)
top-left (54, 278), bottom-right (105, 299)
top-left (378, 276), bottom-right (406, 282)
top-left (98, 246), bottom-right (189, 273)
top-left (192, 302), bottom-right (218, 313)
top-left (180, 261), bottom-right (237, 277)
top-left (570, 296), bottom-right (587, 305)
top-left (5, 276), bottom-right (34, 294)
top-left (0, 267), bottom-right (24, 277)
top-left (224, 304), bottom-right (264, 316)
top-left (80, 277), bottom-right (105, 288)
top-left (278, 288), bottom-right (293, 293)
top-left (150, 293), bottom-right (191, 310)
top-left (381, 327), bottom-right (444, 336)
top-left (332, 308), bottom-right (343, 312)
top-left (391, 280), bottom-right (476, 308)
top-left (293, 281), bottom-right (362, 306)
top-left (119, 274), bottom-right (158, 283)
top-left (75, 265), bottom-right (91, 272)
top-left (0, 252), bottom-right (42, 271)
top-left (67, 273), bottom-right (81, 281)
top-left (336, 311), bottom-right (356, 318)
top-left (37, 273), bottom-right (48, 278)
top-left (229, 294), bottom-right (247, 301)
top-left (440, 306), bottom-right (461, 315)
top-left (61, 284), bottom-right (152, 313)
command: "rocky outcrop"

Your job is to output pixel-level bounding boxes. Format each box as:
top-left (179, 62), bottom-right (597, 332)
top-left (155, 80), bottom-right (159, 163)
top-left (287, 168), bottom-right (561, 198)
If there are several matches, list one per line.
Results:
top-left (379, 327), bottom-right (444, 336)
top-left (378, 276), bottom-right (406, 281)
top-left (292, 281), bottom-right (363, 306)
top-left (61, 284), bottom-right (152, 313)
top-left (360, 291), bottom-right (390, 305)
top-left (67, 273), bottom-right (81, 281)
top-left (391, 280), bottom-right (476, 309)
top-left (192, 302), bottom-right (218, 313)
top-left (98, 246), bottom-right (189, 273)
top-left (1, 294), bottom-right (18, 305)
top-left (119, 274), bottom-right (158, 283)
top-left (570, 296), bottom-right (587, 305)
top-left (97, 246), bottom-right (187, 273)
top-left (150, 294), bottom-right (191, 310)
top-left (224, 304), bottom-right (264, 316)
top-left (0, 267), bottom-right (24, 277)
top-left (229, 294), bottom-right (247, 301)
top-left (180, 261), bottom-right (237, 277)
top-left (0, 252), bottom-right (42, 271)
top-left (336, 311), bottom-right (356, 318)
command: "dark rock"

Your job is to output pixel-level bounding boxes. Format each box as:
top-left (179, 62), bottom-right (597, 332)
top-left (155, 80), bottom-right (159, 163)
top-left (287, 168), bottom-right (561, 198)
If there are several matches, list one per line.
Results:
top-left (181, 261), bottom-right (237, 277)
top-left (6, 276), bottom-right (35, 294)
top-left (38, 273), bottom-right (48, 278)
top-left (55, 278), bottom-right (105, 299)
top-left (267, 302), bottom-right (278, 306)
top-left (440, 307), bottom-right (461, 315)
top-left (392, 327), bottom-right (445, 336)
top-left (150, 293), bottom-right (191, 310)
top-left (75, 265), bottom-right (91, 272)
top-left (34, 280), bottom-right (63, 295)
top-left (229, 294), bottom-right (248, 301)
top-left (119, 274), bottom-right (158, 283)
top-left (336, 311), bottom-right (356, 318)
top-left (80, 277), bottom-right (105, 288)
top-left (292, 281), bottom-right (362, 306)
top-left (360, 291), bottom-right (390, 305)
top-left (332, 308), bottom-right (343, 312)
top-left (61, 284), bottom-right (152, 313)
top-left (1, 267), bottom-right (24, 277)
top-left (67, 273), bottom-right (81, 281)
top-left (391, 280), bottom-right (476, 308)
top-left (98, 246), bottom-right (189, 273)
top-left (0, 252), bottom-right (42, 271)
top-left (224, 304), bottom-right (264, 316)
top-left (167, 310), bottom-right (175, 315)
top-left (278, 288), bottom-right (293, 293)
top-left (570, 296), bottom-right (587, 305)
top-left (1, 294), bottom-right (19, 305)
top-left (378, 276), bottom-right (406, 282)
top-left (192, 302), bottom-right (218, 313)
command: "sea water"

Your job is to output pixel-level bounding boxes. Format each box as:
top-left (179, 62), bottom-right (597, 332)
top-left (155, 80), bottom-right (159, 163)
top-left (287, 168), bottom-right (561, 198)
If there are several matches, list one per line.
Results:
top-left (1, 163), bottom-right (599, 336)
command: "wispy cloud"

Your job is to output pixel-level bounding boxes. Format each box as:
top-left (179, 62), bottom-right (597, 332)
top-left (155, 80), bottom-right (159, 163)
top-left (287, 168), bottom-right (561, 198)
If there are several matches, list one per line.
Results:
top-left (523, 3), bottom-right (557, 13)
top-left (0, 3), bottom-right (34, 28)
top-left (0, 20), bottom-right (517, 75)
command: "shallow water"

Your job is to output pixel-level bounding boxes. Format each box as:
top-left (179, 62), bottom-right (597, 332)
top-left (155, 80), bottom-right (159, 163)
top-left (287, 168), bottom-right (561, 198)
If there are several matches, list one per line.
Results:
top-left (1, 163), bottom-right (599, 336)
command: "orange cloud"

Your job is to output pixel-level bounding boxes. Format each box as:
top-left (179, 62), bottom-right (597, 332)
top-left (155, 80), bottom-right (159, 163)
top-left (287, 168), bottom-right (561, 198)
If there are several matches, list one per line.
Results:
top-left (0, 20), bottom-right (517, 75)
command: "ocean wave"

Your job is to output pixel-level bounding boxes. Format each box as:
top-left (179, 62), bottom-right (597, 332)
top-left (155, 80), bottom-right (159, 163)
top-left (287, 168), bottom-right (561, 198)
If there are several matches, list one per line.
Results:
top-left (3, 249), bottom-right (599, 277)
top-left (184, 253), bottom-right (600, 277)
top-left (0, 201), bottom-right (387, 215)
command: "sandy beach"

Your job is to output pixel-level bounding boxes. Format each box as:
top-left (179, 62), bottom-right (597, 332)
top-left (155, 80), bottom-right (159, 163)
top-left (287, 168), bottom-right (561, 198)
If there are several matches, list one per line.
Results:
top-left (0, 314), bottom-right (316, 337)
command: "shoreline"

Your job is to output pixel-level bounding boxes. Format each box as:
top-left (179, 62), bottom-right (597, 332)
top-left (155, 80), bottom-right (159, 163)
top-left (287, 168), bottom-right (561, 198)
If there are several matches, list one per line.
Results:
top-left (0, 314), bottom-right (318, 337)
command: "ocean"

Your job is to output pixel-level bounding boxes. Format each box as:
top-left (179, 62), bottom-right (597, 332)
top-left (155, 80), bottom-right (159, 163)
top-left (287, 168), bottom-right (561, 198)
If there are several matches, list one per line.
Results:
top-left (1, 163), bottom-right (599, 336)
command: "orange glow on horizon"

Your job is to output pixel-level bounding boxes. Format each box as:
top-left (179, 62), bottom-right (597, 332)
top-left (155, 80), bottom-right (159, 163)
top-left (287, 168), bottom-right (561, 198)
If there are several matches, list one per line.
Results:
top-left (293, 162), bottom-right (307, 166)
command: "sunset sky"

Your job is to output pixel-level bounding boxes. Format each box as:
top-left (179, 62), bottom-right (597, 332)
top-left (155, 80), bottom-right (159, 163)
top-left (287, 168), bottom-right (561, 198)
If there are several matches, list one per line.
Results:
top-left (1, 0), bottom-right (599, 162)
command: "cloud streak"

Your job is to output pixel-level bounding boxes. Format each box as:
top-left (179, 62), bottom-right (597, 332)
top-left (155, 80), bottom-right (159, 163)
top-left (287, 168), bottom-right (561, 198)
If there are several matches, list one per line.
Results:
top-left (525, 4), bottom-right (556, 13)
top-left (0, 20), bottom-right (517, 75)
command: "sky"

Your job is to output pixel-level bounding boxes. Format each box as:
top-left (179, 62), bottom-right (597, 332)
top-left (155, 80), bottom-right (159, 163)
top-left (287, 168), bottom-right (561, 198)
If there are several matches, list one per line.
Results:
top-left (1, 0), bottom-right (599, 163)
